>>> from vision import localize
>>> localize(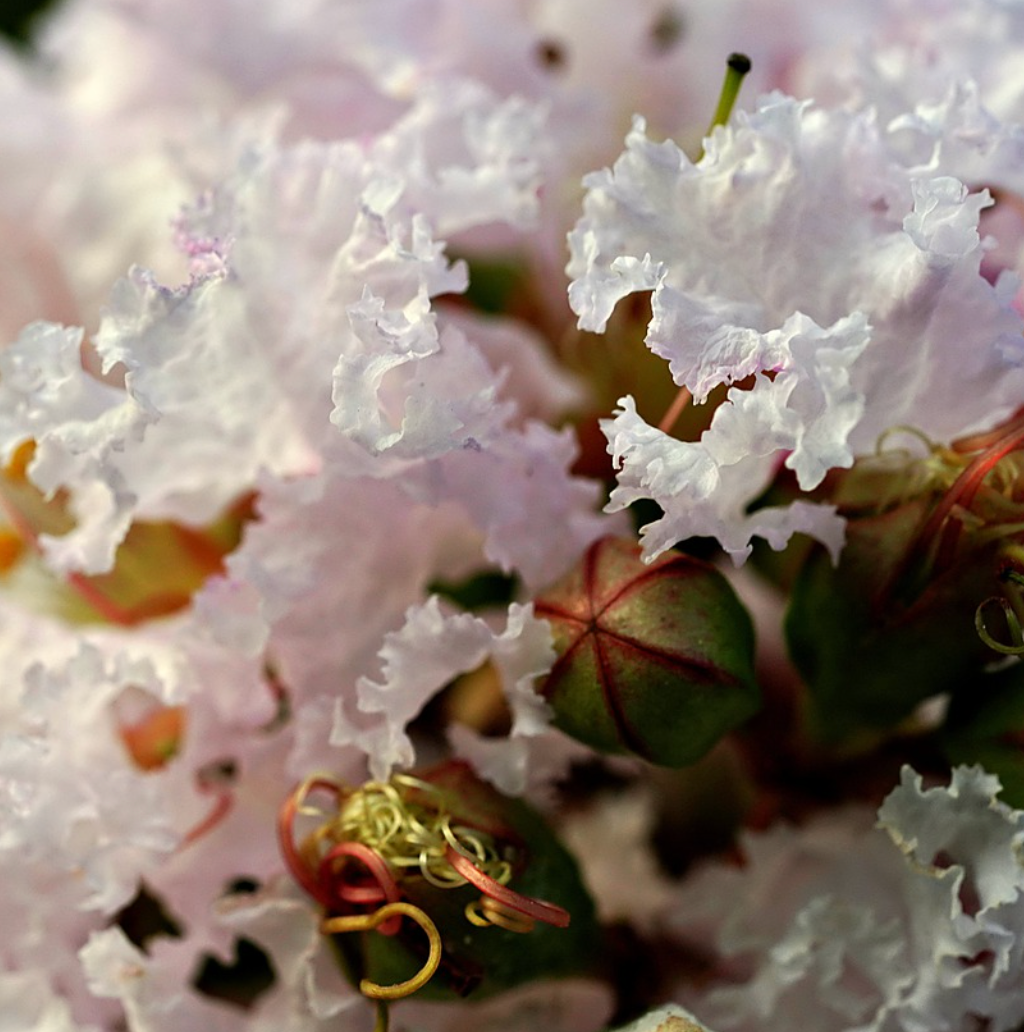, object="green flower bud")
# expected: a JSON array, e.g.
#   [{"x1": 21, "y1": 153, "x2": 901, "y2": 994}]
[
  {"x1": 534, "y1": 537, "x2": 759, "y2": 766},
  {"x1": 787, "y1": 496, "x2": 996, "y2": 742}
]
